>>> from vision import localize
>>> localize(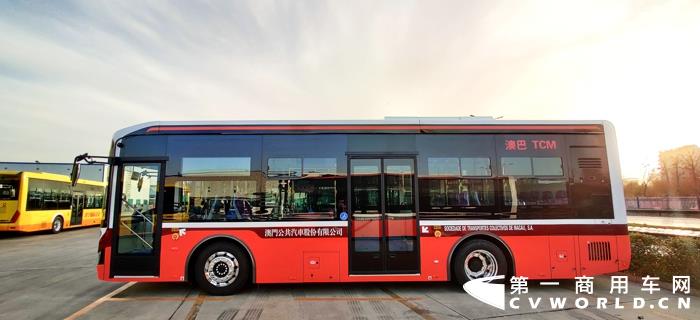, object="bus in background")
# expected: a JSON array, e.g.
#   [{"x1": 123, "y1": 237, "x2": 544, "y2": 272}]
[
  {"x1": 78, "y1": 118, "x2": 629, "y2": 295},
  {"x1": 0, "y1": 171, "x2": 105, "y2": 233}
]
